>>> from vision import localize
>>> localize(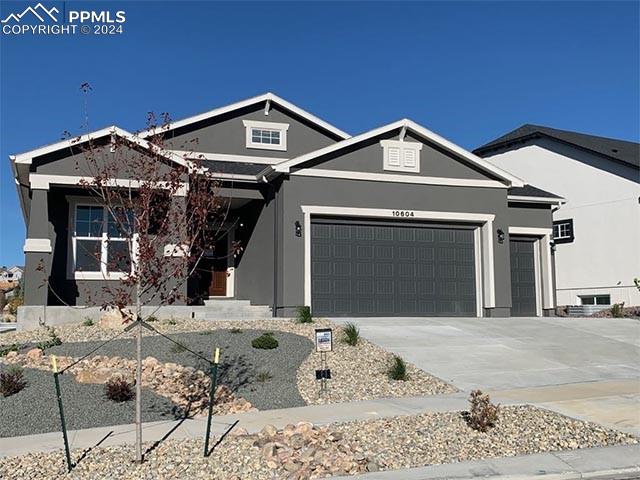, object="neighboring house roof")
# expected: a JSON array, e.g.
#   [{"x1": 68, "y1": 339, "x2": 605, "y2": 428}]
[
  {"x1": 508, "y1": 184, "x2": 564, "y2": 204},
  {"x1": 273, "y1": 118, "x2": 526, "y2": 187},
  {"x1": 473, "y1": 124, "x2": 640, "y2": 169},
  {"x1": 139, "y1": 92, "x2": 350, "y2": 141}
]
